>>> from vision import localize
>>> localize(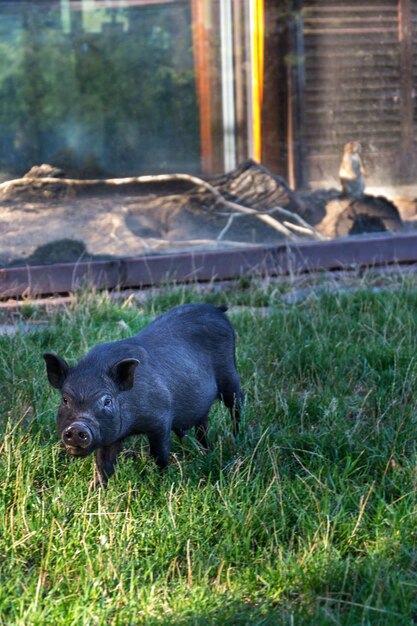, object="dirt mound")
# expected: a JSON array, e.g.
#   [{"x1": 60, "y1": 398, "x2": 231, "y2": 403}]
[
  {"x1": 1, "y1": 161, "x2": 314, "y2": 267},
  {"x1": 0, "y1": 160, "x2": 407, "y2": 268}
]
